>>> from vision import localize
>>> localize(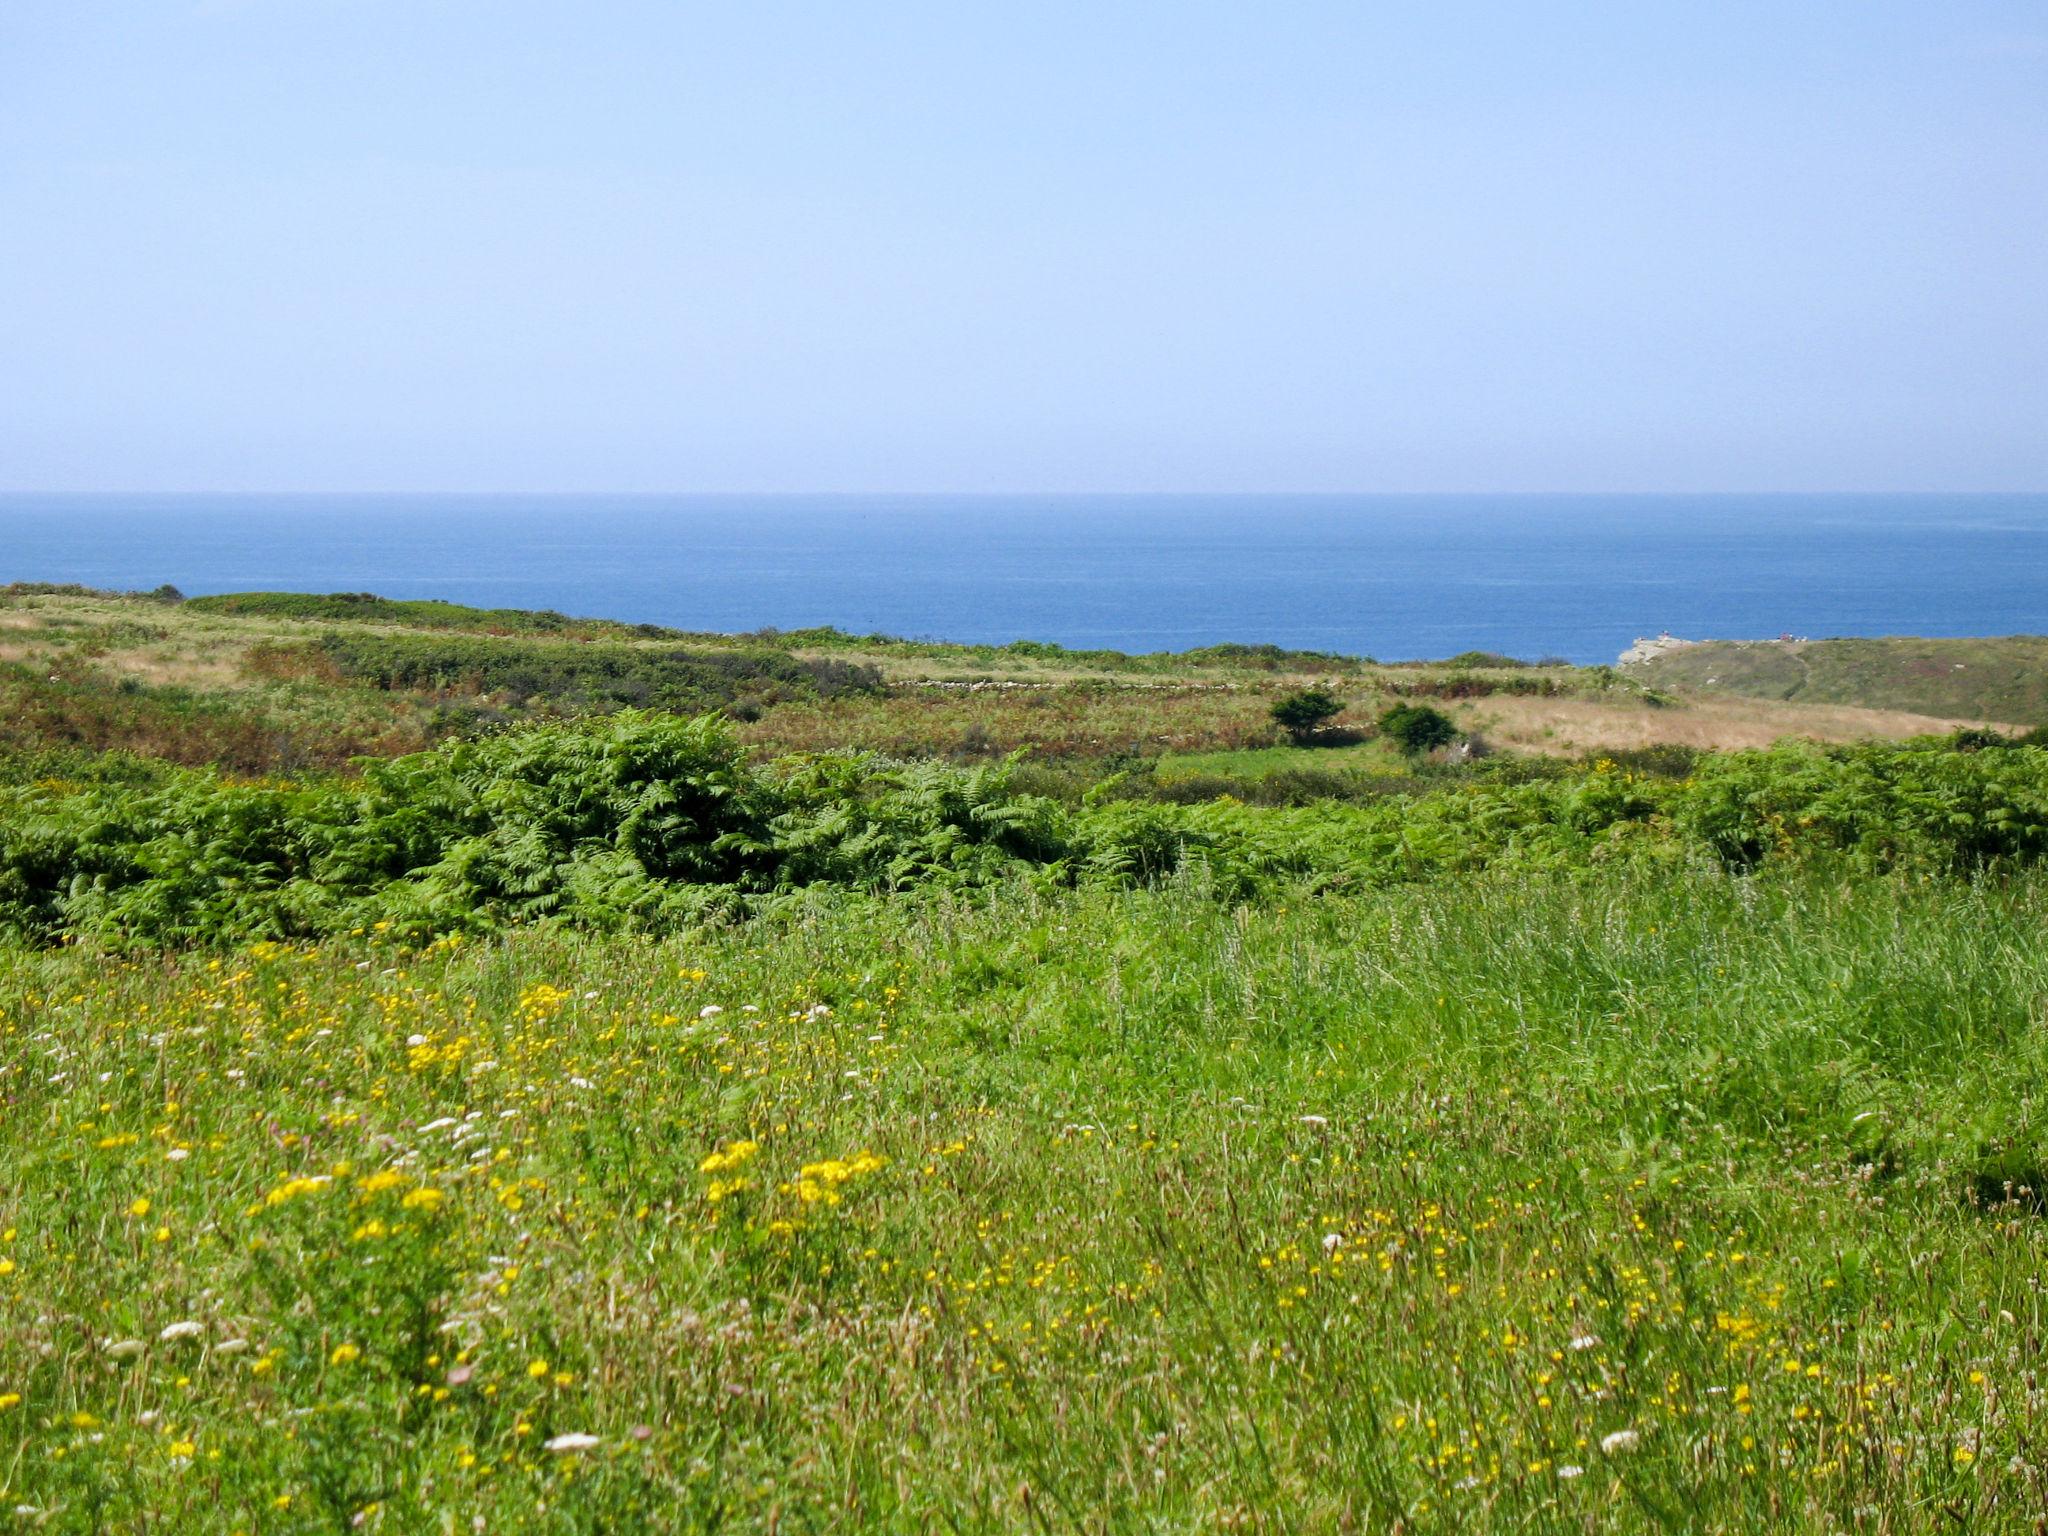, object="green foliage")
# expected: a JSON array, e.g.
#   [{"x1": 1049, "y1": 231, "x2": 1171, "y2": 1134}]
[
  {"x1": 185, "y1": 590, "x2": 677, "y2": 639},
  {"x1": 258, "y1": 632, "x2": 882, "y2": 717},
  {"x1": 1377, "y1": 702, "x2": 1459, "y2": 754},
  {"x1": 1441, "y1": 649, "x2": 1527, "y2": 668},
  {"x1": 1, "y1": 581, "x2": 182, "y2": 604},
  {"x1": 1269, "y1": 687, "x2": 1344, "y2": 742},
  {"x1": 3, "y1": 714, "x2": 2048, "y2": 947}
]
